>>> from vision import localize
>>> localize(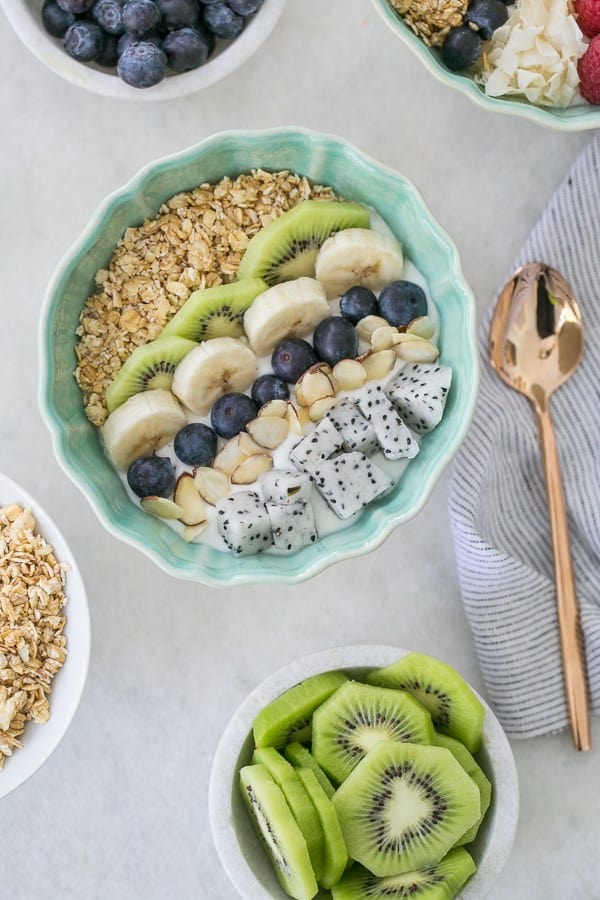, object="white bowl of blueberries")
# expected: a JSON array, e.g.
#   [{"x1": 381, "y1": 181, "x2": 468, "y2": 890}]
[{"x1": 1, "y1": 0, "x2": 287, "y2": 98}]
